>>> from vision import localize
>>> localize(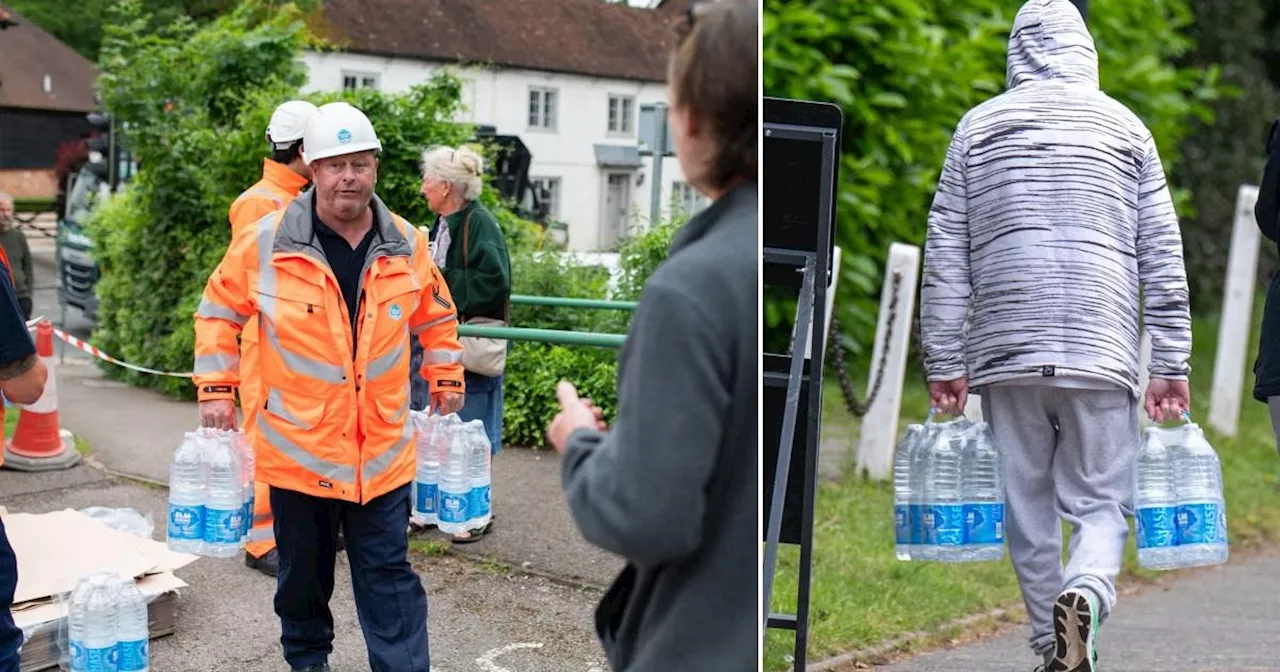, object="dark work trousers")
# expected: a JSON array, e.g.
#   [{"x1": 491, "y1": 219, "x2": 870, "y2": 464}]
[
  {"x1": 271, "y1": 483, "x2": 430, "y2": 672},
  {"x1": 0, "y1": 518, "x2": 22, "y2": 671}
]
